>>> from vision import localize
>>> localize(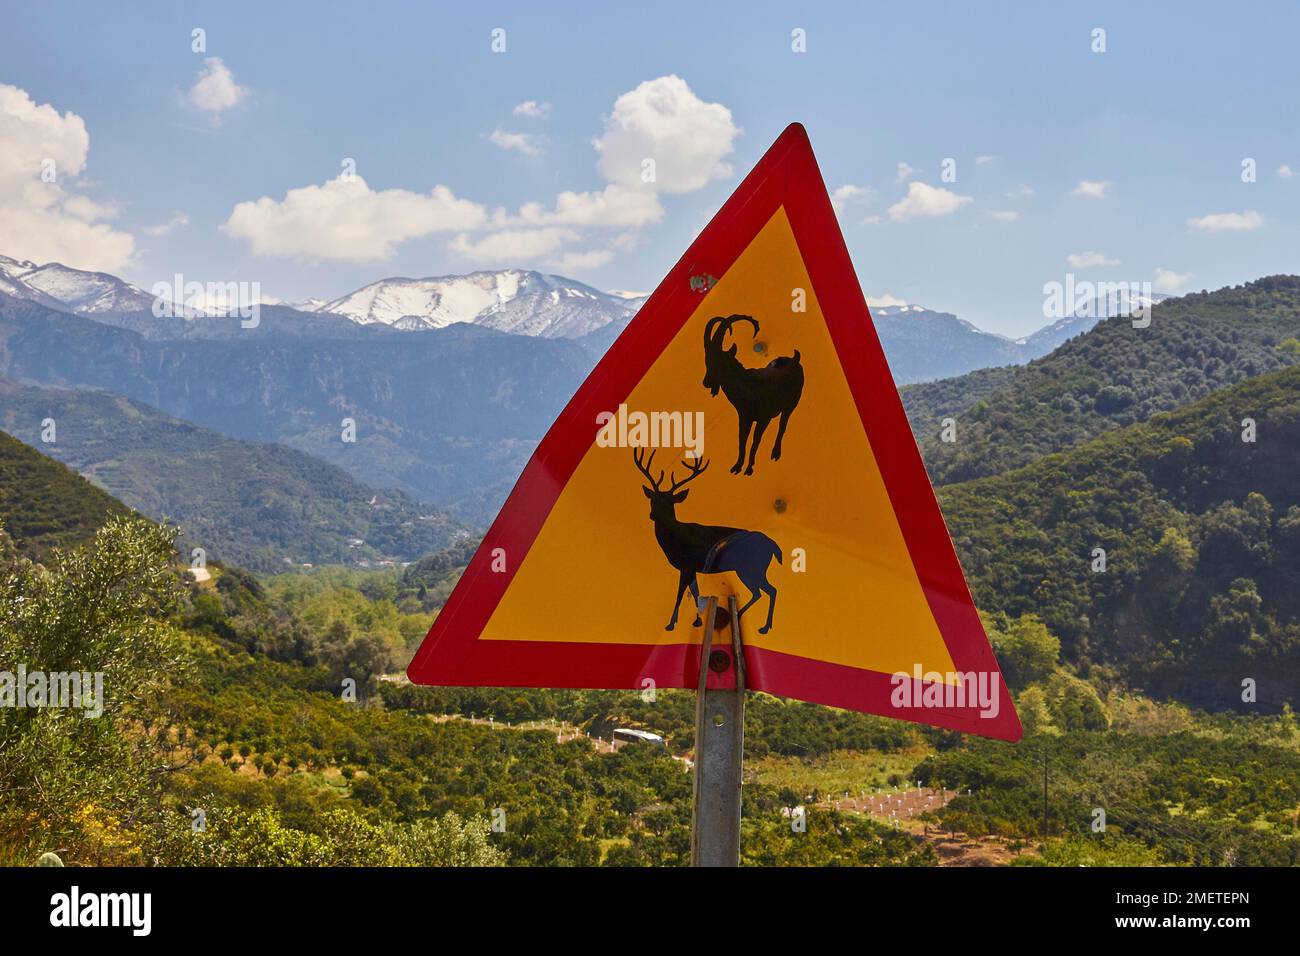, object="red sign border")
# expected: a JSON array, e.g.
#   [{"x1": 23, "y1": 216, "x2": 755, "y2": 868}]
[{"x1": 407, "y1": 124, "x2": 1021, "y2": 742}]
